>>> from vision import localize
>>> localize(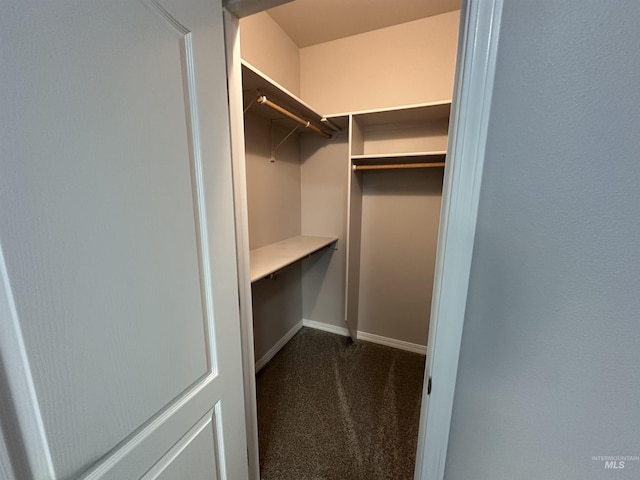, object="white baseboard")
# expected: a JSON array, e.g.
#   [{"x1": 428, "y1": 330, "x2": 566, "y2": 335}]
[
  {"x1": 302, "y1": 319, "x2": 350, "y2": 337},
  {"x1": 356, "y1": 331, "x2": 427, "y2": 355},
  {"x1": 256, "y1": 317, "x2": 425, "y2": 371},
  {"x1": 255, "y1": 319, "x2": 304, "y2": 372},
  {"x1": 302, "y1": 319, "x2": 426, "y2": 355}
]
